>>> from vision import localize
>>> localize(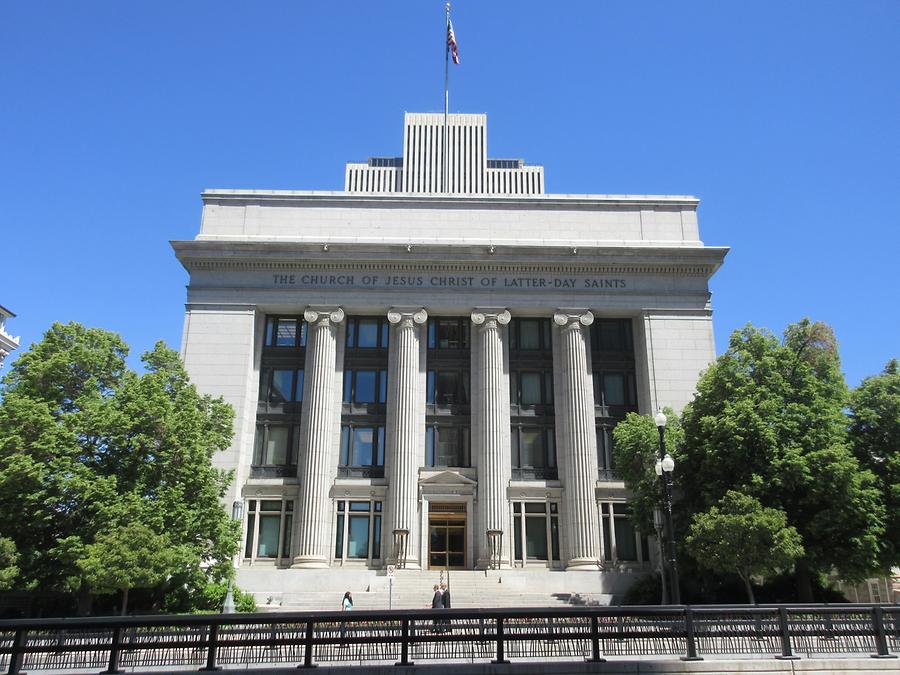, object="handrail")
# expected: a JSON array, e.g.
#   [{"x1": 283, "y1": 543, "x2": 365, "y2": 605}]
[{"x1": 0, "y1": 603, "x2": 895, "y2": 674}]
